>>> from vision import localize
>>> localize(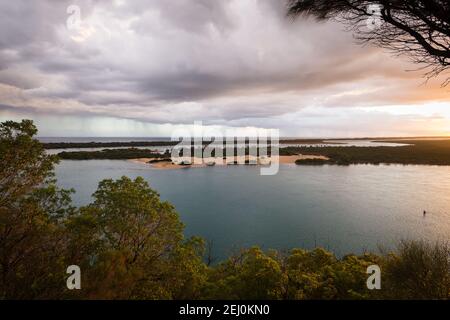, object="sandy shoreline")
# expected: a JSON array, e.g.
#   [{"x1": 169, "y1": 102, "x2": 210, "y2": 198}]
[{"x1": 129, "y1": 155, "x2": 328, "y2": 170}]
